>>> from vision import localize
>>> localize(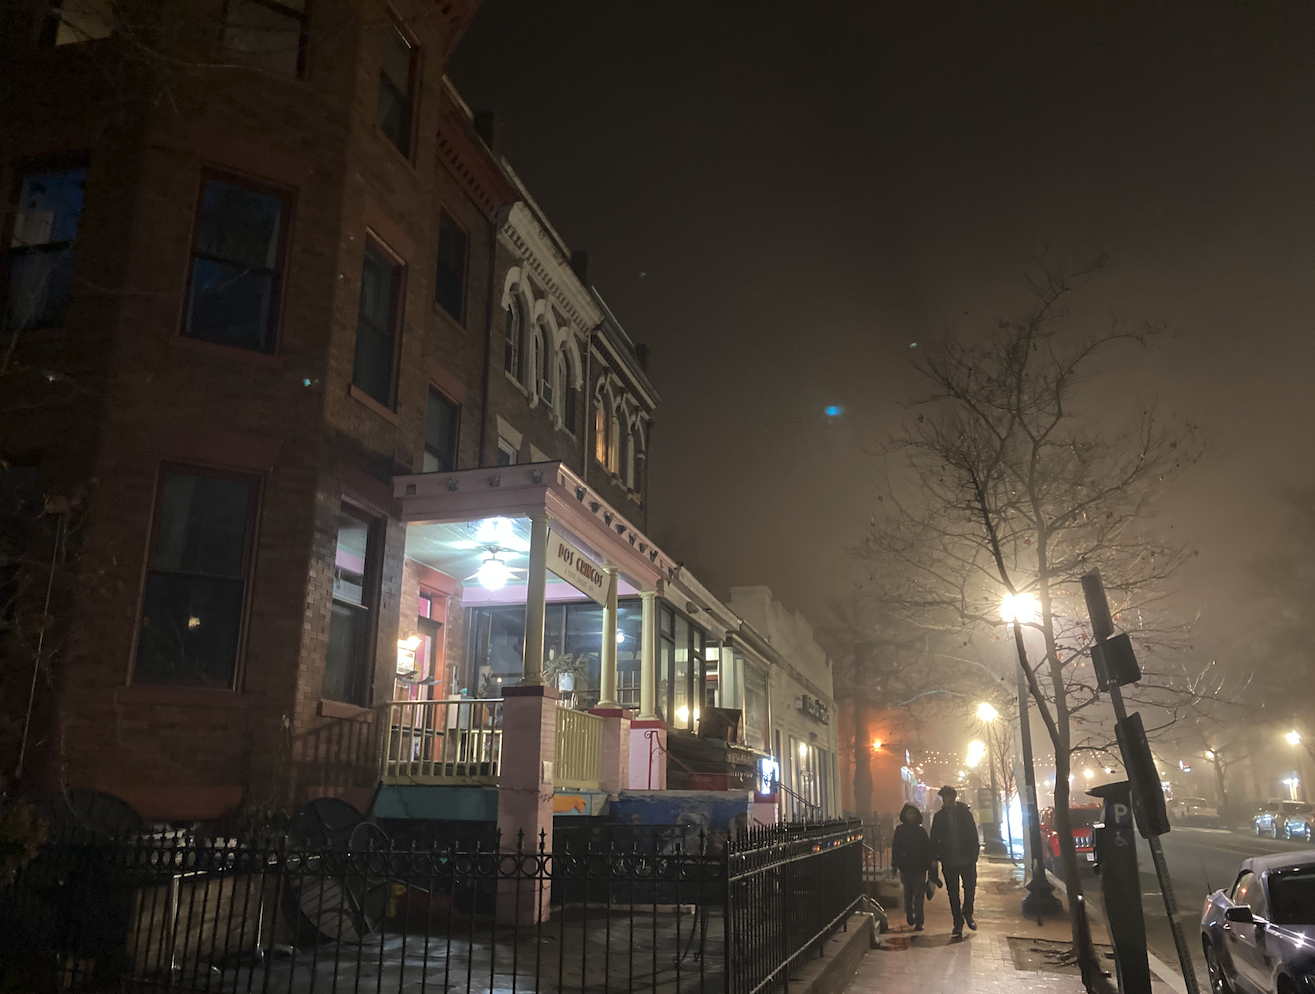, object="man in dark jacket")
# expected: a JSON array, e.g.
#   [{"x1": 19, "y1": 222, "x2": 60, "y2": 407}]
[
  {"x1": 929, "y1": 785, "x2": 980, "y2": 937},
  {"x1": 890, "y1": 802, "x2": 933, "y2": 930}
]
